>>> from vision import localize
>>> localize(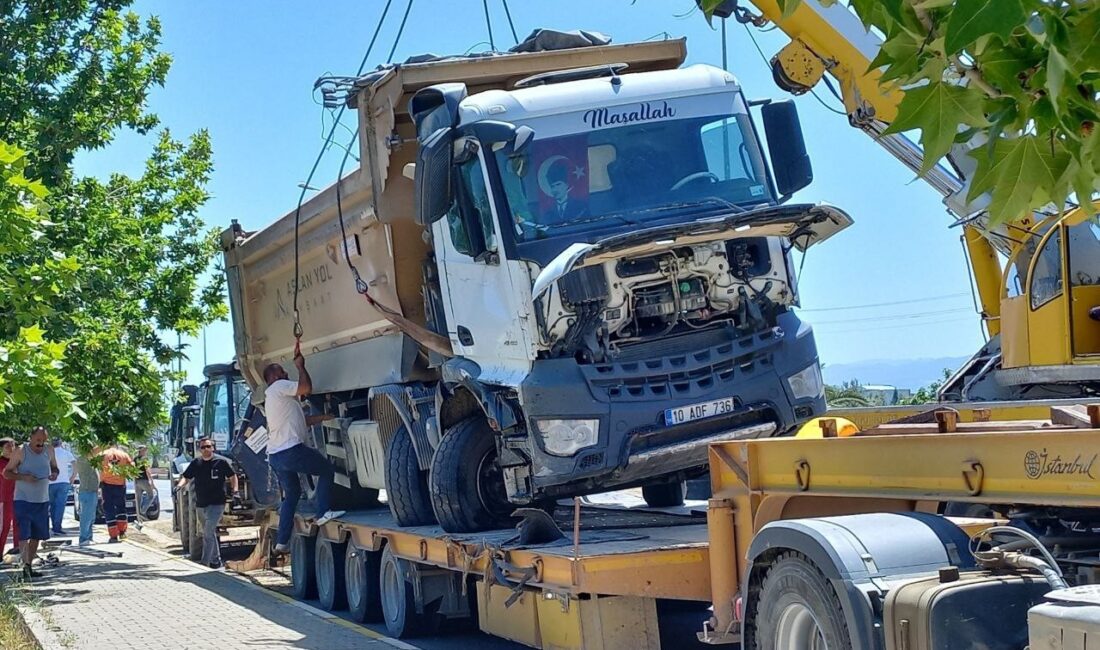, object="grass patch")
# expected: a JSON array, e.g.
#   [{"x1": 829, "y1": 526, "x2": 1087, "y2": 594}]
[{"x1": 0, "y1": 576, "x2": 41, "y2": 650}]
